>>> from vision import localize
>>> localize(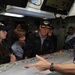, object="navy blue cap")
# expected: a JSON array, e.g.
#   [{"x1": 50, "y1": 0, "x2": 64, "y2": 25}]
[
  {"x1": 0, "y1": 24, "x2": 11, "y2": 31},
  {"x1": 40, "y1": 20, "x2": 51, "y2": 28},
  {"x1": 40, "y1": 20, "x2": 50, "y2": 26}
]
